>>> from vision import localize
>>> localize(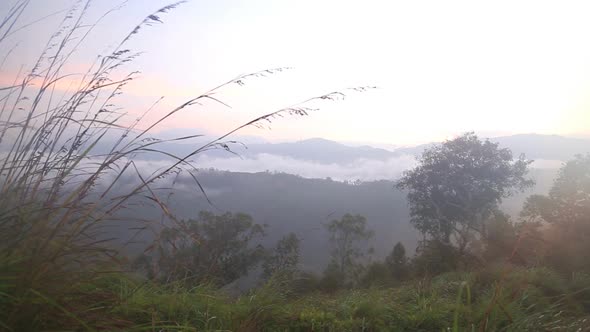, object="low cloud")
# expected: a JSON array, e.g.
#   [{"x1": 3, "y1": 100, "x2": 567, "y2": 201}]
[
  {"x1": 193, "y1": 153, "x2": 418, "y2": 181},
  {"x1": 185, "y1": 154, "x2": 566, "y2": 182}
]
